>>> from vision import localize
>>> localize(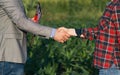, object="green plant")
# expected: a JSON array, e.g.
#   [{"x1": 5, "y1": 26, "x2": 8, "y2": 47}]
[{"x1": 23, "y1": 0, "x2": 109, "y2": 75}]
